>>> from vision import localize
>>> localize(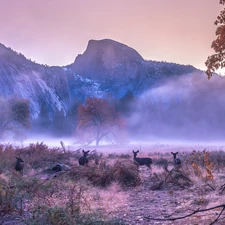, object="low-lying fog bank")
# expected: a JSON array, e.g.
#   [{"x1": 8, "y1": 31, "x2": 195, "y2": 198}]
[{"x1": 1, "y1": 136, "x2": 225, "y2": 154}]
